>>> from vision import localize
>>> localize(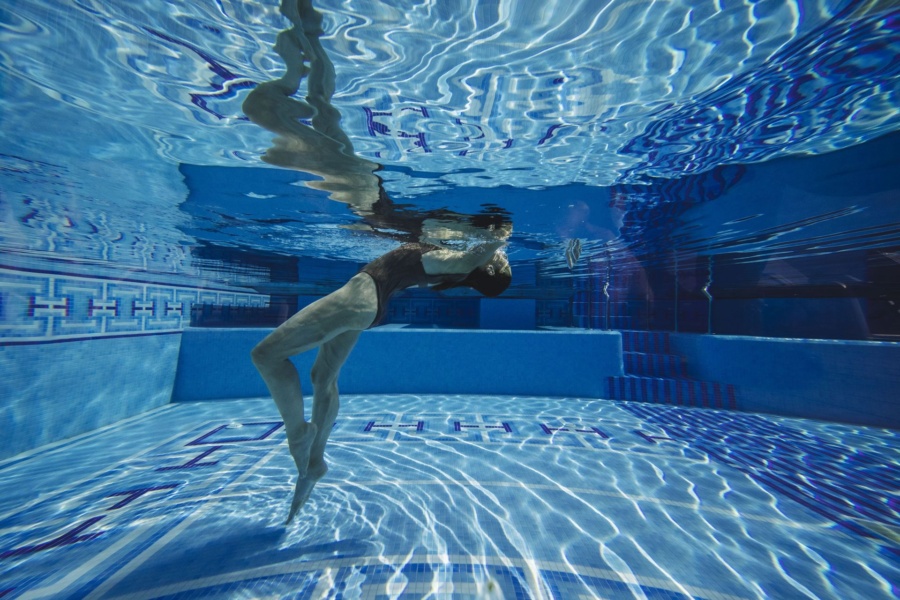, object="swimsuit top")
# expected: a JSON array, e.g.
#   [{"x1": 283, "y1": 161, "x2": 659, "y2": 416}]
[{"x1": 360, "y1": 243, "x2": 466, "y2": 327}]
